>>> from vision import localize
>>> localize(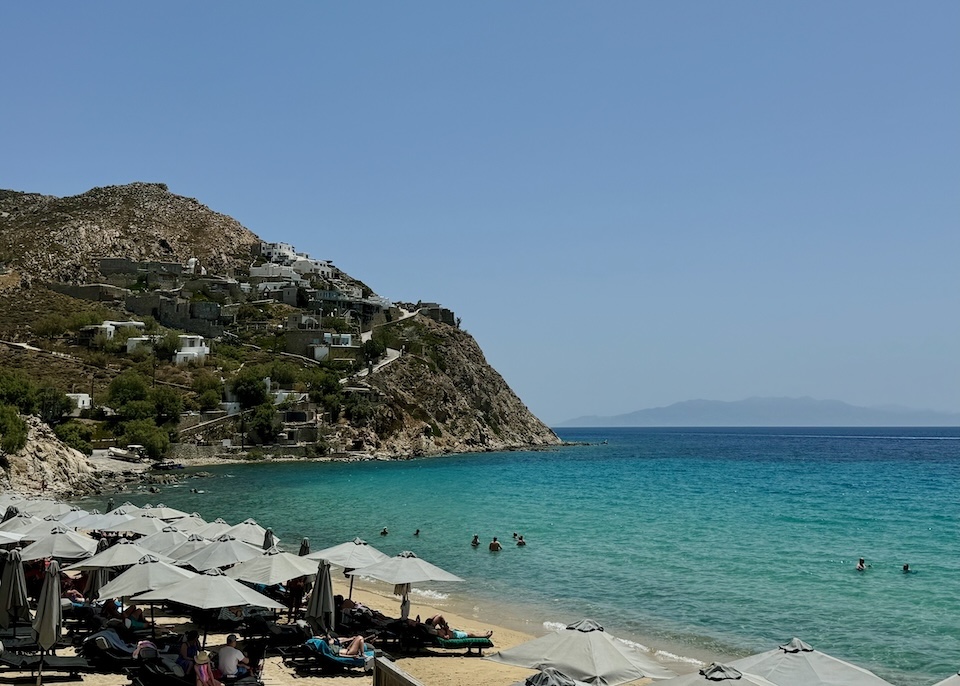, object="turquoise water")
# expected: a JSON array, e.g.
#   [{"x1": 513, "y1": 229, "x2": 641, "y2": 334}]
[{"x1": 85, "y1": 428, "x2": 960, "y2": 684}]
